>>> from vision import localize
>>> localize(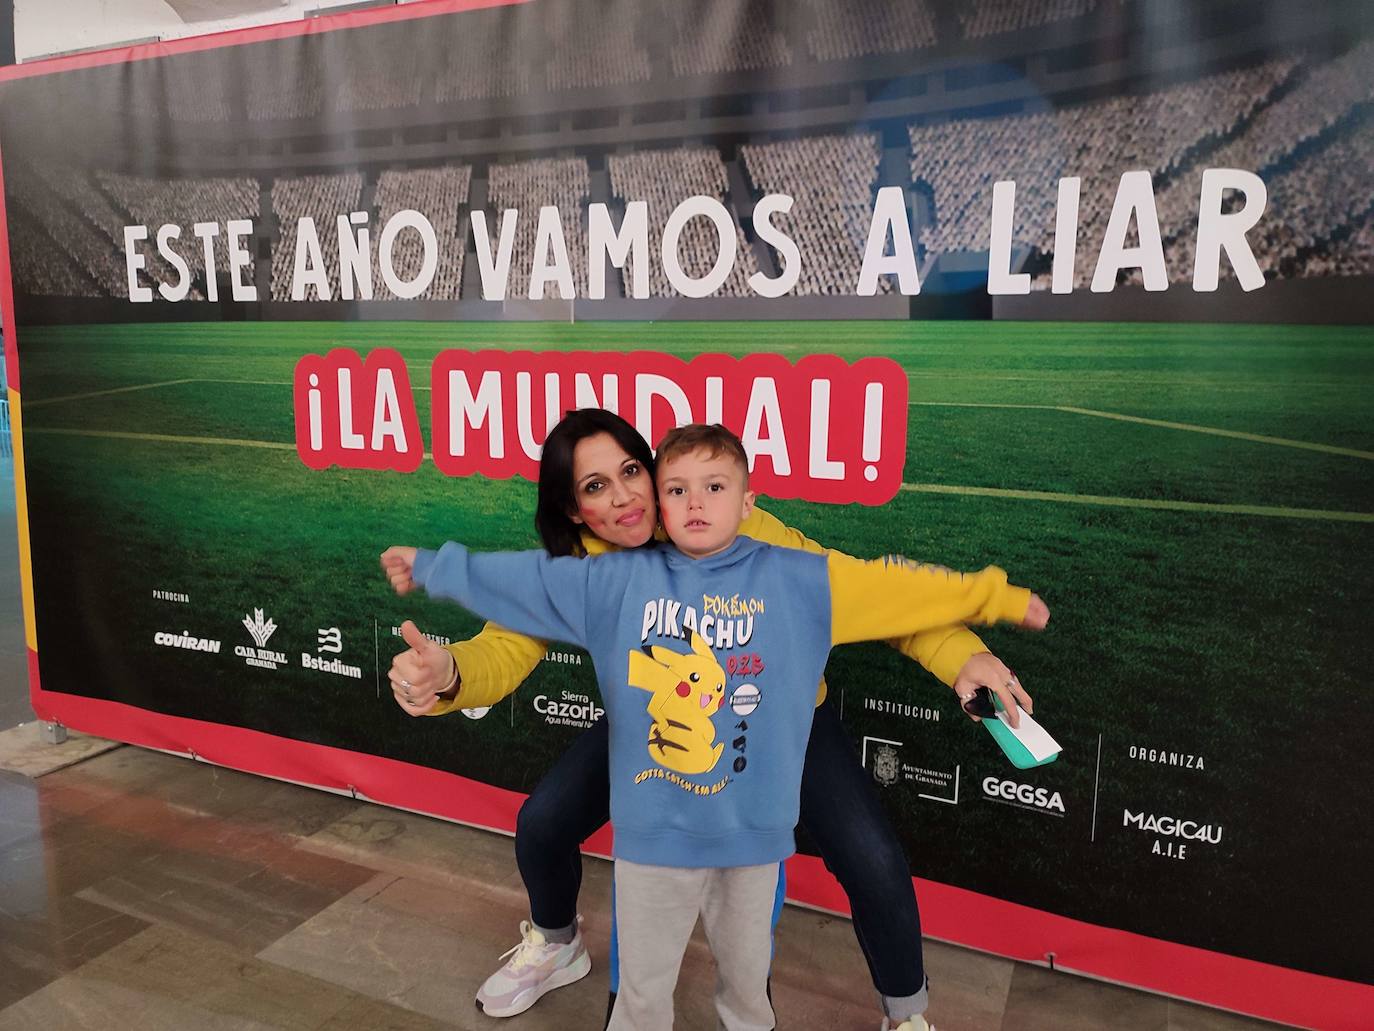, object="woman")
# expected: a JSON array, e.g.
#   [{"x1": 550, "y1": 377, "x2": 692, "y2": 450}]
[{"x1": 388, "y1": 408, "x2": 1034, "y2": 1031}]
